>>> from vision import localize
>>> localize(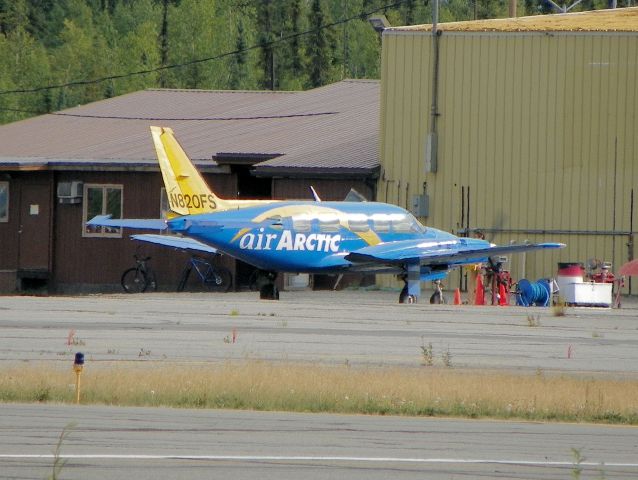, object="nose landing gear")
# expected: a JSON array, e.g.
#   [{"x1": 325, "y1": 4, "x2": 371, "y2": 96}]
[{"x1": 255, "y1": 270, "x2": 279, "y2": 300}]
